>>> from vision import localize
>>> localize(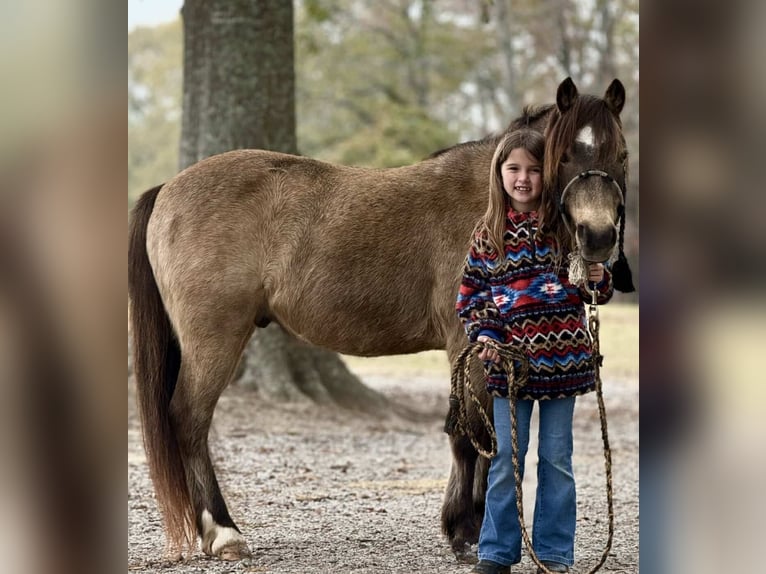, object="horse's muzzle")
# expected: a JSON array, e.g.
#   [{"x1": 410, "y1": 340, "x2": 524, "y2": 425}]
[{"x1": 577, "y1": 224, "x2": 617, "y2": 263}]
